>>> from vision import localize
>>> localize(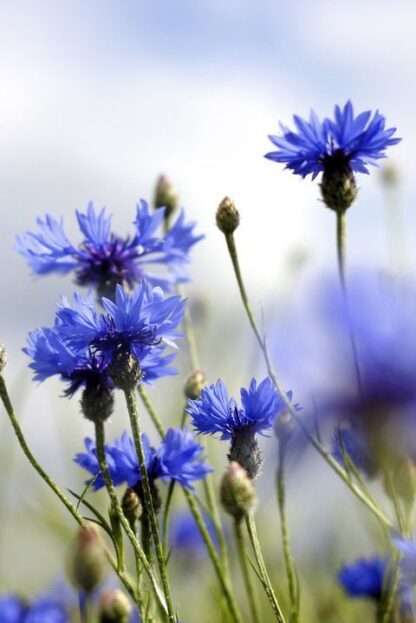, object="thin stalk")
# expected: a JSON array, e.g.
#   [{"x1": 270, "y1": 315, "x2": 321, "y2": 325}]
[
  {"x1": 137, "y1": 384, "x2": 165, "y2": 439},
  {"x1": 276, "y1": 443, "x2": 298, "y2": 622},
  {"x1": 176, "y1": 282, "x2": 199, "y2": 371},
  {"x1": 183, "y1": 488, "x2": 244, "y2": 623},
  {"x1": 245, "y1": 513, "x2": 286, "y2": 623},
  {"x1": 223, "y1": 232, "x2": 392, "y2": 531},
  {"x1": 233, "y1": 519, "x2": 262, "y2": 623},
  {"x1": 94, "y1": 420, "x2": 166, "y2": 614},
  {"x1": 123, "y1": 389, "x2": 177, "y2": 623},
  {"x1": 162, "y1": 481, "x2": 176, "y2": 557},
  {"x1": 0, "y1": 374, "x2": 141, "y2": 608}
]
